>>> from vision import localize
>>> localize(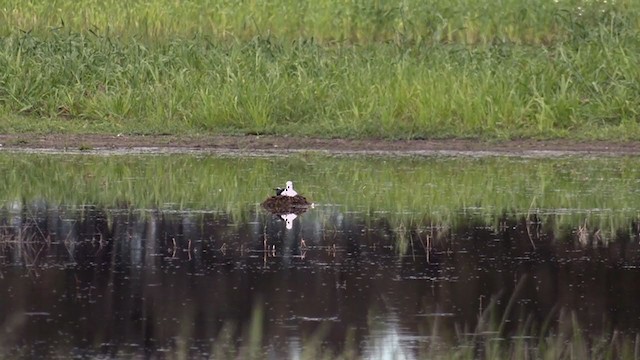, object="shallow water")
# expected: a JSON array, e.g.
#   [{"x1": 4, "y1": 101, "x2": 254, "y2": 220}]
[{"x1": 1, "y1": 154, "x2": 640, "y2": 358}]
